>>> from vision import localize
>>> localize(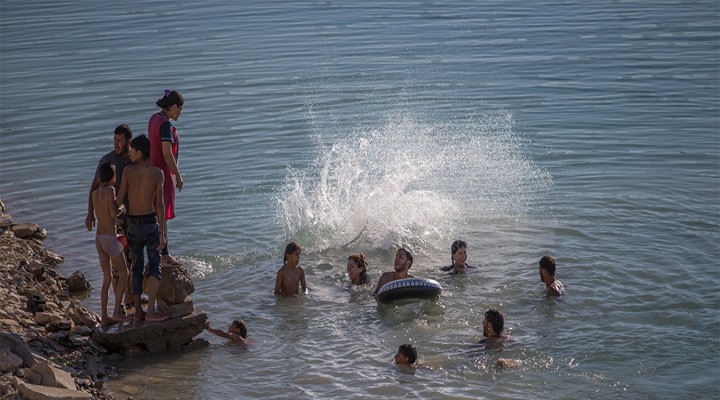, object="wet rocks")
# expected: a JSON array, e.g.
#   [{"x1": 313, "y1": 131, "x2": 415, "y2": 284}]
[
  {"x1": 0, "y1": 210, "x2": 112, "y2": 399},
  {"x1": 10, "y1": 222, "x2": 47, "y2": 240},
  {"x1": 91, "y1": 264, "x2": 205, "y2": 355},
  {"x1": 0, "y1": 347, "x2": 24, "y2": 372},
  {"x1": 1, "y1": 202, "x2": 208, "y2": 399},
  {"x1": 91, "y1": 312, "x2": 208, "y2": 354},
  {"x1": 66, "y1": 271, "x2": 91, "y2": 293},
  {"x1": 147, "y1": 265, "x2": 195, "y2": 304}
]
